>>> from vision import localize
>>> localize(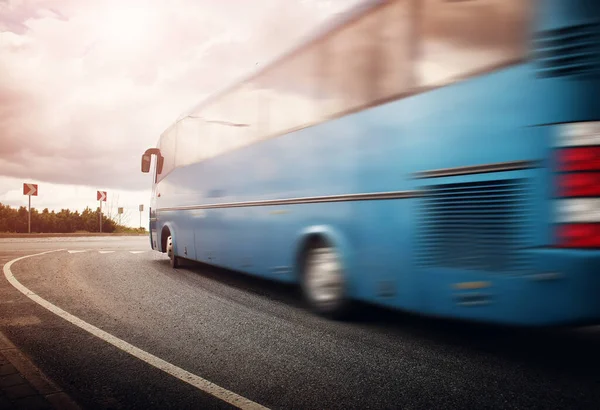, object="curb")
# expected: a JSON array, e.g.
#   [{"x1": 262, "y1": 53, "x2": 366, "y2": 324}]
[{"x1": 0, "y1": 331, "x2": 80, "y2": 410}]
